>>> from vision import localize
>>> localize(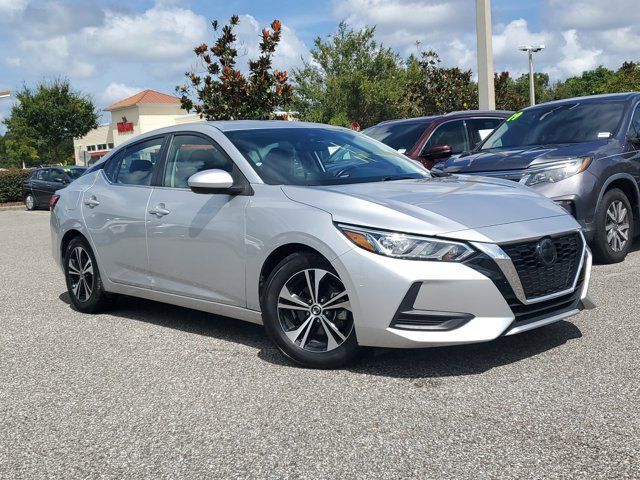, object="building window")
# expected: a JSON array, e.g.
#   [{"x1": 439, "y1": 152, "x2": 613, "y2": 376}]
[
  {"x1": 97, "y1": 144, "x2": 107, "y2": 150},
  {"x1": 108, "y1": 143, "x2": 114, "y2": 149},
  {"x1": 87, "y1": 145, "x2": 96, "y2": 152}
]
